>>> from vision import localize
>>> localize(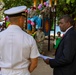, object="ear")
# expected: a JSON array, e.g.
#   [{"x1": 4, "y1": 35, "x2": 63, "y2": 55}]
[{"x1": 68, "y1": 22, "x2": 71, "y2": 26}]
